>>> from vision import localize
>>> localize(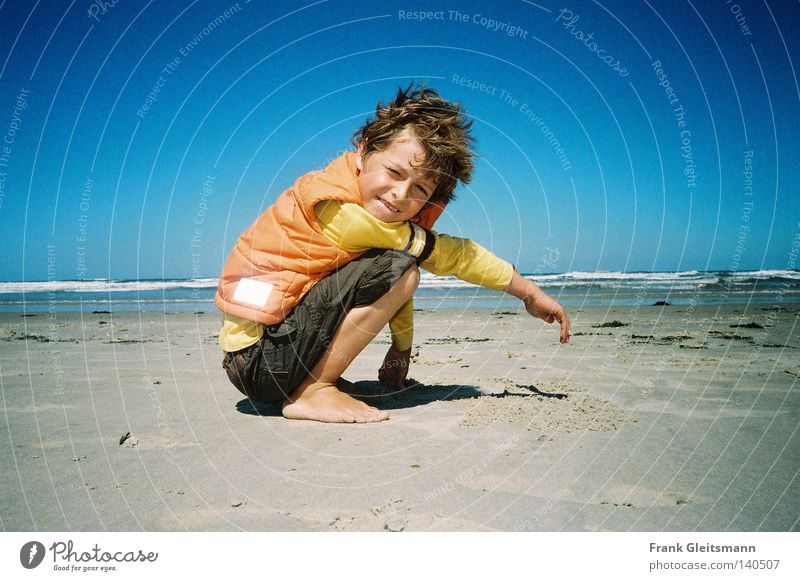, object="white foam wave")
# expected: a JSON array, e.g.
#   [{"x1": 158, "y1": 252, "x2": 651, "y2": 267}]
[
  {"x1": 418, "y1": 274, "x2": 473, "y2": 289},
  {"x1": 0, "y1": 279, "x2": 219, "y2": 294},
  {"x1": 418, "y1": 270, "x2": 719, "y2": 289},
  {"x1": 725, "y1": 269, "x2": 800, "y2": 280},
  {"x1": 535, "y1": 270, "x2": 702, "y2": 281},
  {"x1": 2, "y1": 269, "x2": 797, "y2": 295}
]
